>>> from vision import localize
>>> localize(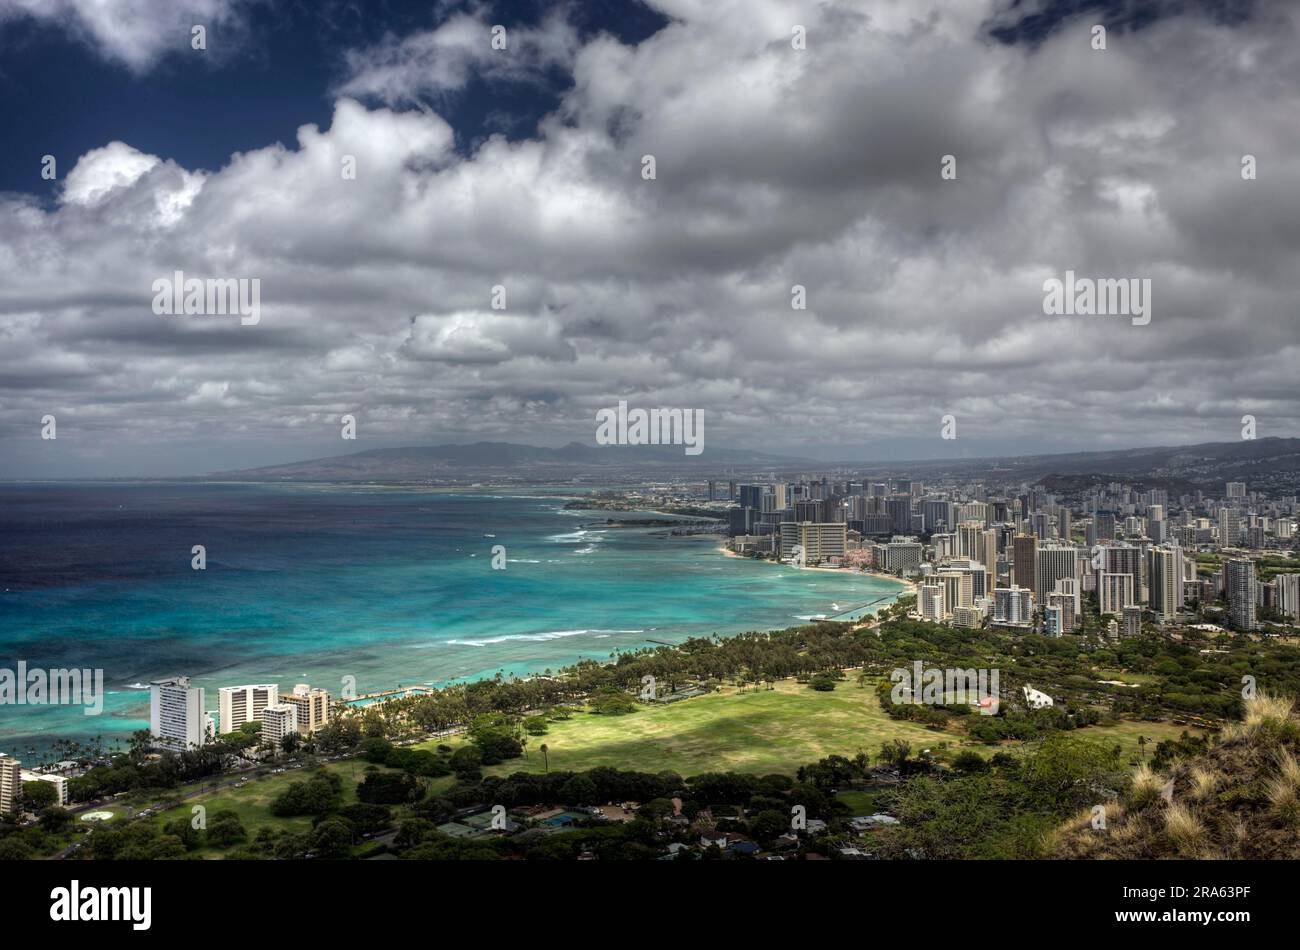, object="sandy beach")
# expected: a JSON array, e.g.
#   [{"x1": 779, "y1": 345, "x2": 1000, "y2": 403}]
[{"x1": 716, "y1": 544, "x2": 919, "y2": 595}]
